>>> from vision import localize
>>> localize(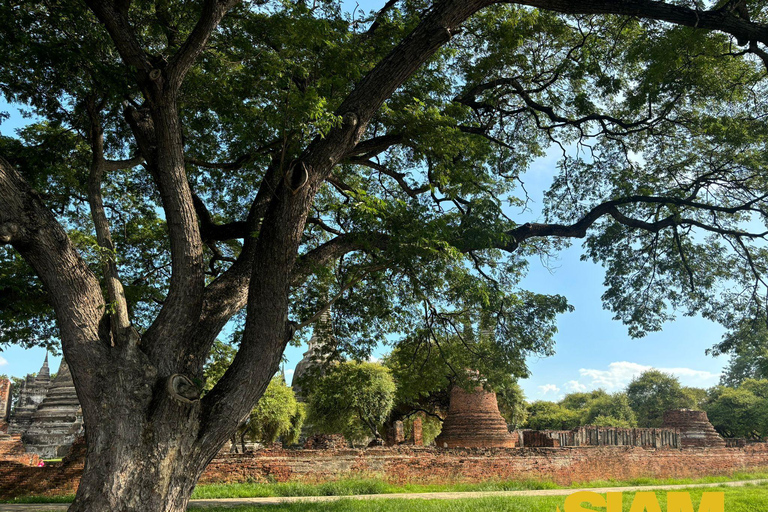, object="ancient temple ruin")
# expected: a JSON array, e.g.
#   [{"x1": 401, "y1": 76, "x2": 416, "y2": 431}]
[
  {"x1": 8, "y1": 355, "x2": 51, "y2": 435},
  {"x1": 0, "y1": 378, "x2": 11, "y2": 426},
  {"x1": 662, "y1": 409, "x2": 726, "y2": 448},
  {"x1": 7, "y1": 355, "x2": 83, "y2": 458},
  {"x1": 292, "y1": 309, "x2": 335, "y2": 402},
  {"x1": 435, "y1": 383, "x2": 516, "y2": 448}
]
